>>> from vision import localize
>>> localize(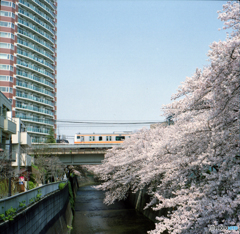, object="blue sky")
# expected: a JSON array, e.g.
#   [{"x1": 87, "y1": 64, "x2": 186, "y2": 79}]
[{"x1": 57, "y1": 1, "x2": 228, "y2": 141}]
